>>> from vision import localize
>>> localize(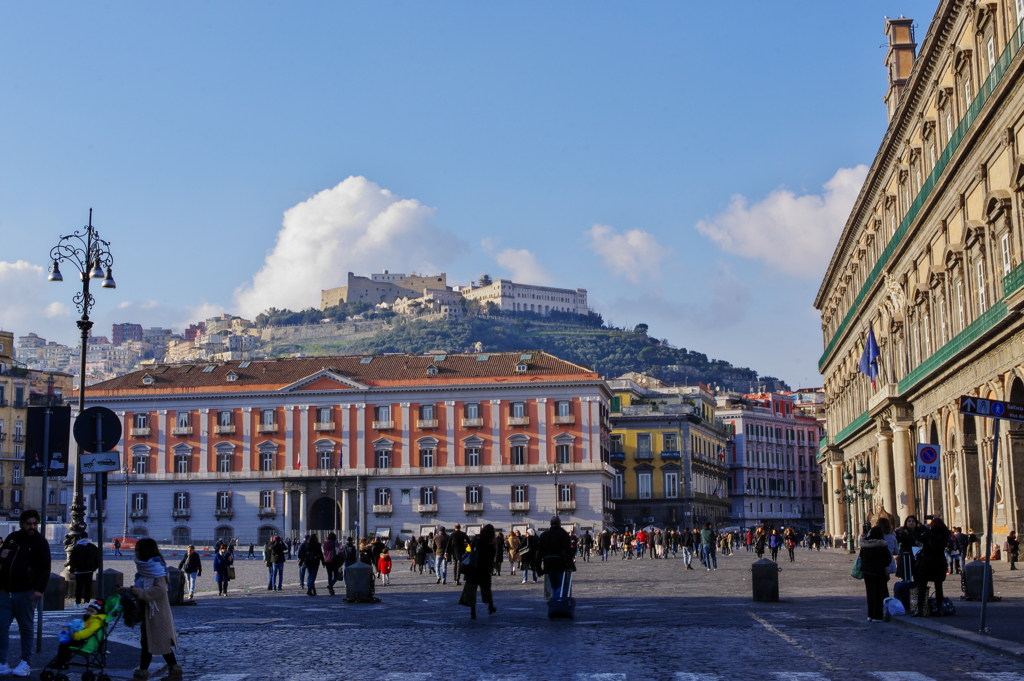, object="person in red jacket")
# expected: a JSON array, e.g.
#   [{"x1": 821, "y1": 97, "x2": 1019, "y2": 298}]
[
  {"x1": 378, "y1": 548, "x2": 392, "y2": 586},
  {"x1": 635, "y1": 529, "x2": 648, "y2": 559}
]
